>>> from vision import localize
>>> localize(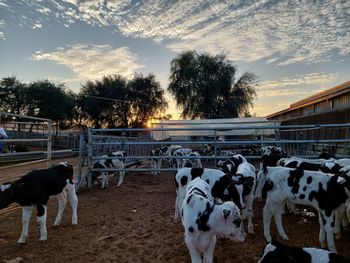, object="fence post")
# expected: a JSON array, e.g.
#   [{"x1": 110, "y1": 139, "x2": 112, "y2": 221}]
[
  {"x1": 87, "y1": 129, "x2": 93, "y2": 190},
  {"x1": 47, "y1": 121, "x2": 52, "y2": 168},
  {"x1": 75, "y1": 133, "x2": 86, "y2": 192}
]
